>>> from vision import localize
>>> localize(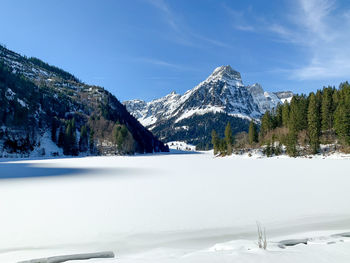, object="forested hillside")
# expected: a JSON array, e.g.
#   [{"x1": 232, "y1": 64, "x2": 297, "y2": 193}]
[
  {"x1": 0, "y1": 45, "x2": 168, "y2": 157},
  {"x1": 212, "y1": 82, "x2": 350, "y2": 157}
]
